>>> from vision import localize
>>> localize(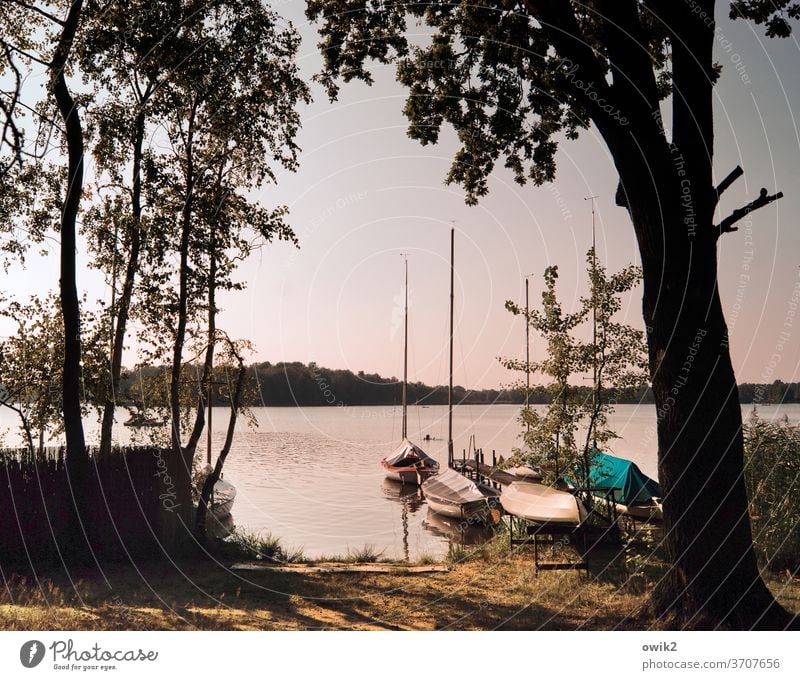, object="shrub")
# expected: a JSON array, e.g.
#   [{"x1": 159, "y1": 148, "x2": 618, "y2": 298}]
[{"x1": 743, "y1": 413, "x2": 800, "y2": 572}]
